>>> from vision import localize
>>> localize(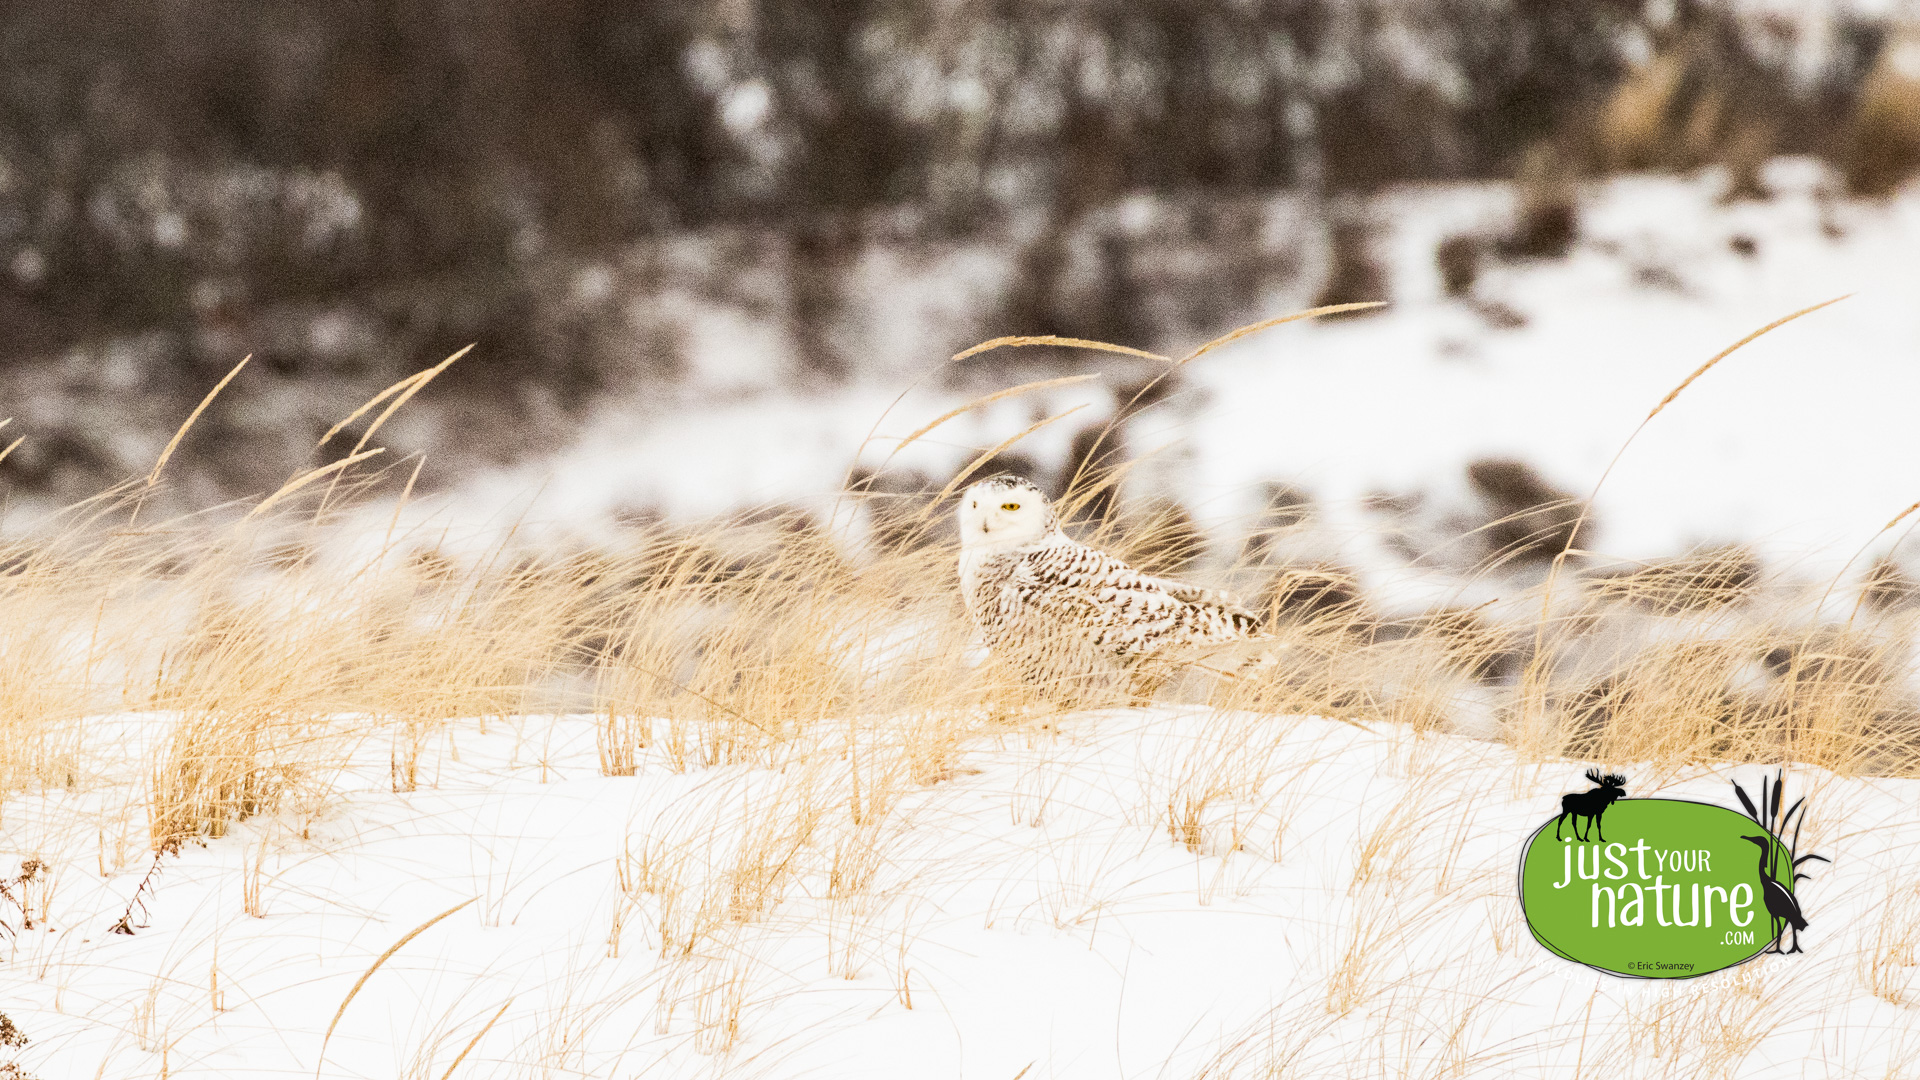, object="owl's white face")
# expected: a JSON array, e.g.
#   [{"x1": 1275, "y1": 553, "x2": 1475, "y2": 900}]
[{"x1": 957, "y1": 477, "x2": 1053, "y2": 550}]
